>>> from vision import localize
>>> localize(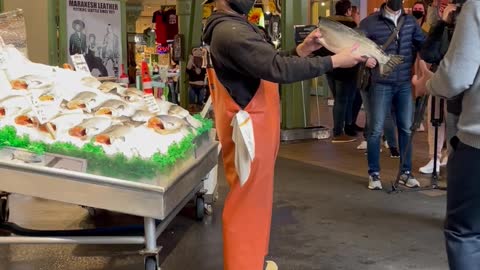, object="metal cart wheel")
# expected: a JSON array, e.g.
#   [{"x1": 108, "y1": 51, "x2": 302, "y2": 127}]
[
  {"x1": 0, "y1": 195, "x2": 9, "y2": 223},
  {"x1": 195, "y1": 196, "x2": 205, "y2": 221},
  {"x1": 145, "y1": 256, "x2": 158, "y2": 270}
]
